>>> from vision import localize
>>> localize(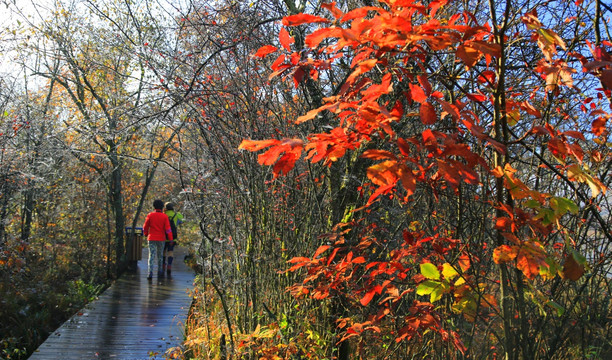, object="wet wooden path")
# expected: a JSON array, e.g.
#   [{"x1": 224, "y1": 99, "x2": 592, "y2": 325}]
[{"x1": 29, "y1": 247, "x2": 195, "y2": 360}]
